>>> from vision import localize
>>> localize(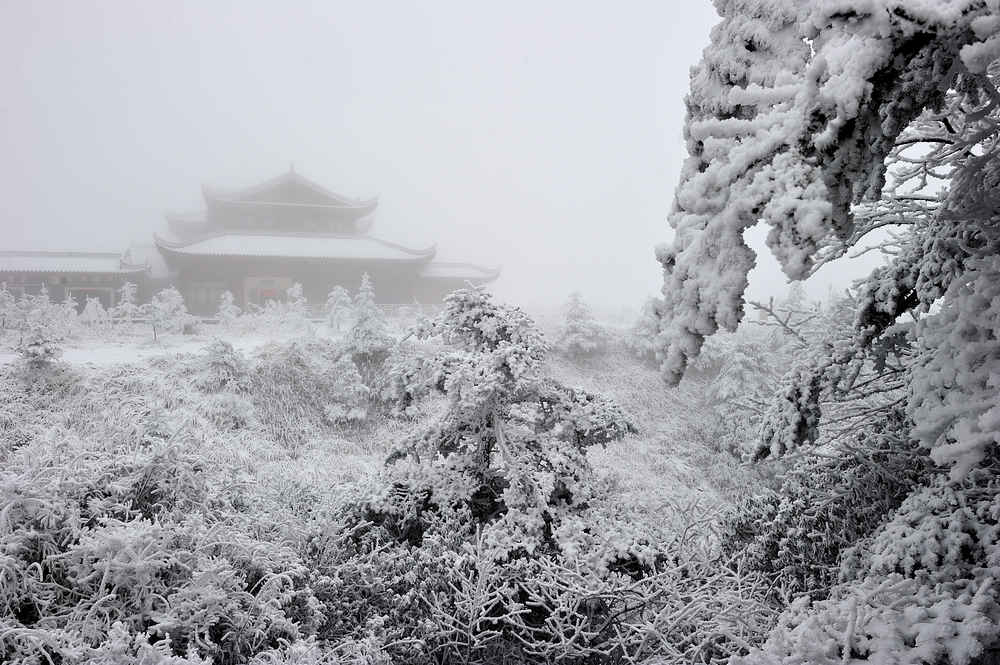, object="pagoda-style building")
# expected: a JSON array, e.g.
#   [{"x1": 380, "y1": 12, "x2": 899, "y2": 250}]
[
  {"x1": 151, "y1": 169, "x2": 499, "y2": 313},
  {"x1": 1, "y1": 168, "x2": 499, "y2": 314}
]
